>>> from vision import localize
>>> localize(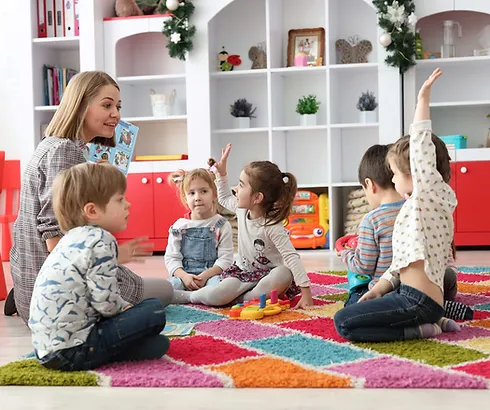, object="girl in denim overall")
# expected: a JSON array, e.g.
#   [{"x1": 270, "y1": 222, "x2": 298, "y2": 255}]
[
  {"x1": 165, "y1": 168, "x2": 234, "y2": 291},
  {"x1": 172, "y1": 148, "x2": 315, "y2": 309}
]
